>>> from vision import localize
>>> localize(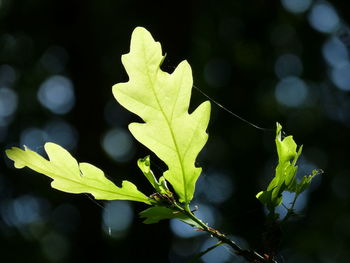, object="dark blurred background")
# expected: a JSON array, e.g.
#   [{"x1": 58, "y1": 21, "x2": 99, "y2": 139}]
[{"x1": 1, "y1": 0, "x2": 350, "y2": 262}]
